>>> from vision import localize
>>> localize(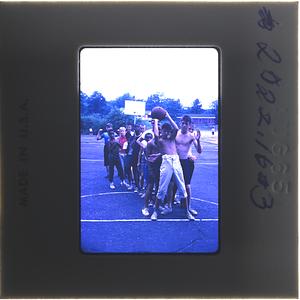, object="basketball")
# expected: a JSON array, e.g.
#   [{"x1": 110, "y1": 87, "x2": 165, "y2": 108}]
[{"x1": 151, "y1": 106, "x2": 166, "y2": 120}]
